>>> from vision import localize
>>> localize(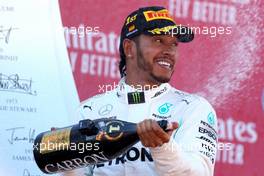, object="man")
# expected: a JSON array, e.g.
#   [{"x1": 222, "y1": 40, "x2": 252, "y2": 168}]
[{"x1": 73, "y1": 6, "x2": 217, "y2": 176}]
